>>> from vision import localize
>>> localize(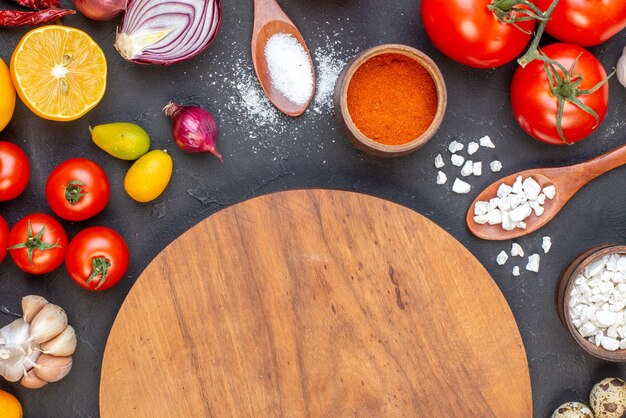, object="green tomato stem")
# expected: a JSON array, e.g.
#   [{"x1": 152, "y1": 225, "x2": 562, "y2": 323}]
[
  {"x1": 8, "y1": 221, "x2": 60, "y2": 266},
  {"x1": 86, "y1": 256, "x2": 111, "y2": 290},
  {"x1": 65, "y1": 180, "x2": 88, "y2": 205}
]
